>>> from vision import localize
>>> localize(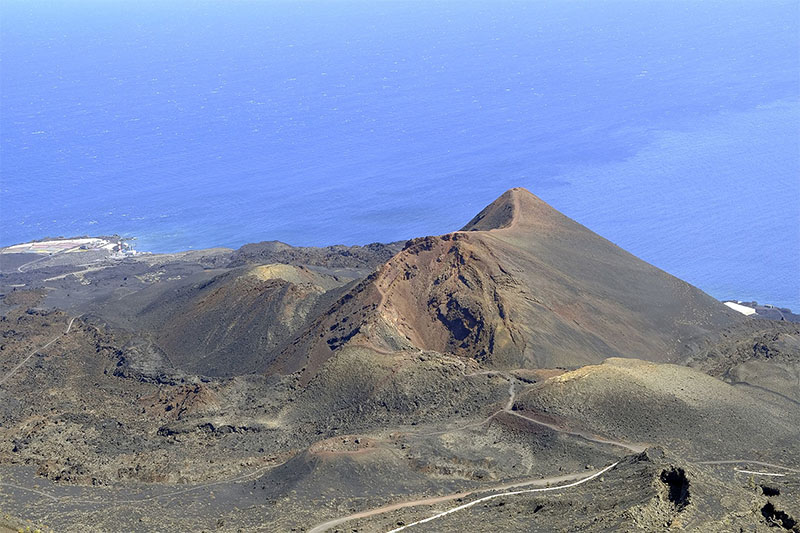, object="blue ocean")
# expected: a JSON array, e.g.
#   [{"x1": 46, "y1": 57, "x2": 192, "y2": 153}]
[{"x1": 1, "y1": 1, "x2": 798, "y2": 308}]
